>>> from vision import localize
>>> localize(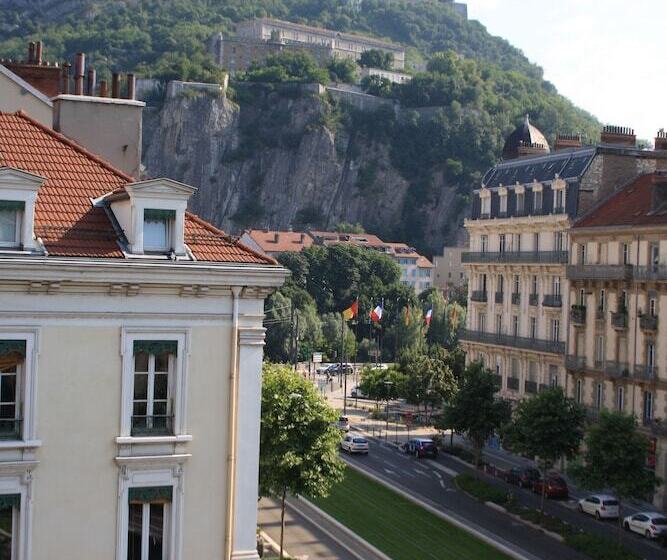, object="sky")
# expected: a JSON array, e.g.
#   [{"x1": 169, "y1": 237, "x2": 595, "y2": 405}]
[{"x1": 465, "y1": 0, "x2": 666, "y2": 141}]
